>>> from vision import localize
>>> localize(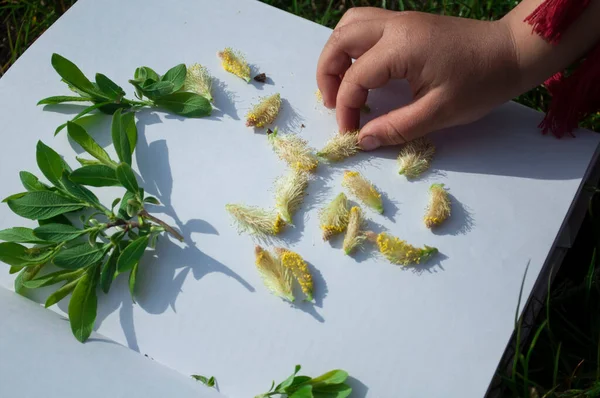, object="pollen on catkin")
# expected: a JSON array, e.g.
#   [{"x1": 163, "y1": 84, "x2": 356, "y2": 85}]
[
  {"x1": 315, "y1": 89, "x2": 323, "y2": 104},
  {"x1": 342, "y1": 170, "x2": 384, "y2": 214},
  {"x1": 371, "y1": 232, "x2": 438, "y2": 266},
  {"x1": 343, "y1": 206, "x2": 366, "y2": 255},
  {"x1": 254, "y1": 246, "x2": 295, "y2": 302},
  {"x1": 319, "y1": 192, "x2": 350, "y2": 241},
  {"x1": 217, "y1": 47, "x2": 251, "y2": 82},
  {"x1": 246, "y1": 93, "x2": 281, "y2": 128},
  {"x1": 275, "y1": 168, "x2": 309, "y2": 225},
  {"x1": 424, "y1": 183, "x2": 451, "y2": 228},
  {"x1": 317, "y1": 130, "x2": 360, "y2": 162},
  {"x1": 397, "y1": 137, "x2": 436, "y2": 179},
  {"x1": 275, "y1": 247, "x2": 314, "y2": 301},
  {"x1": 184, "y1": 63, "x2": 213, "y2": 102},
  {"x1": 225, "y1": 204, "x2": 285, "y2": 237},
  {"x1": 268, "y1": 127, "x2": 319, "y2": 172}
]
